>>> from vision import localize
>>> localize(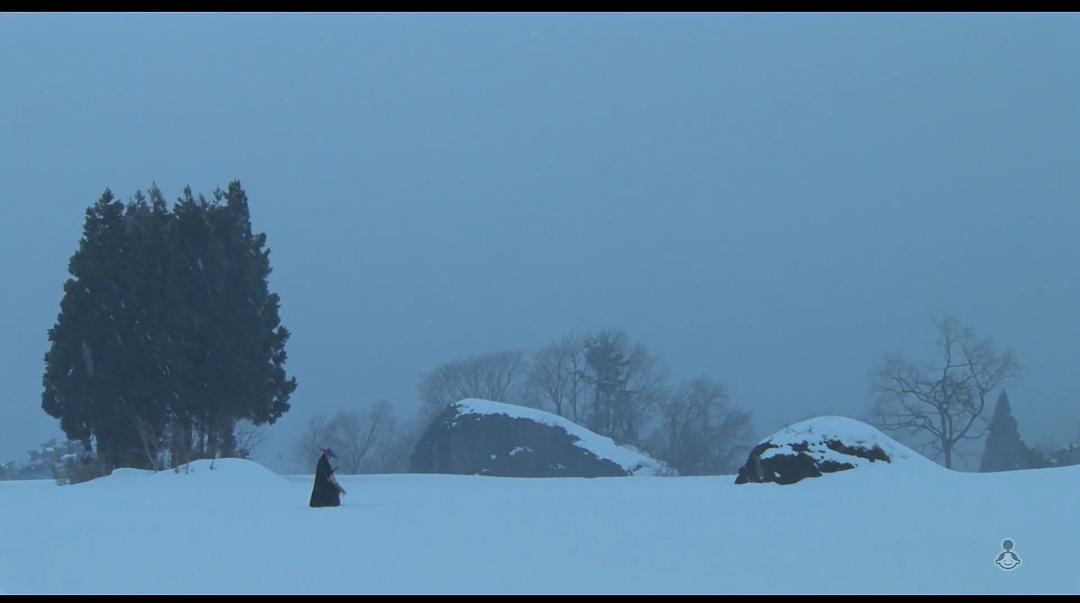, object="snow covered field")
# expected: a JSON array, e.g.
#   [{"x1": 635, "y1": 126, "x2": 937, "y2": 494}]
[{"x1": 2, "y1": 455, "x2": 1078, "y2": 594}]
